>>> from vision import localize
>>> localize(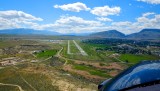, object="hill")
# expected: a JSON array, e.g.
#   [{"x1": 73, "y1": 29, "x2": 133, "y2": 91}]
[
  {"x1": 0, "y1": 28, "x2": 60, "y2": 35},
  {"x1": 0, "y1": 28, "x2": 160, "y2": 39},
  {"x1": 127, "y1": 29, "x2": 160, "y2": 39},
  {"x1": 90, "y1": 30, "x2": 125, "y2": 38}
]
